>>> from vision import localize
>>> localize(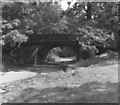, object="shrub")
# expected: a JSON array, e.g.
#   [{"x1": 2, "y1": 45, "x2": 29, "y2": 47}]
[{"x1": 76, "y1": 26, "x2": 116, "y2": 58}]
